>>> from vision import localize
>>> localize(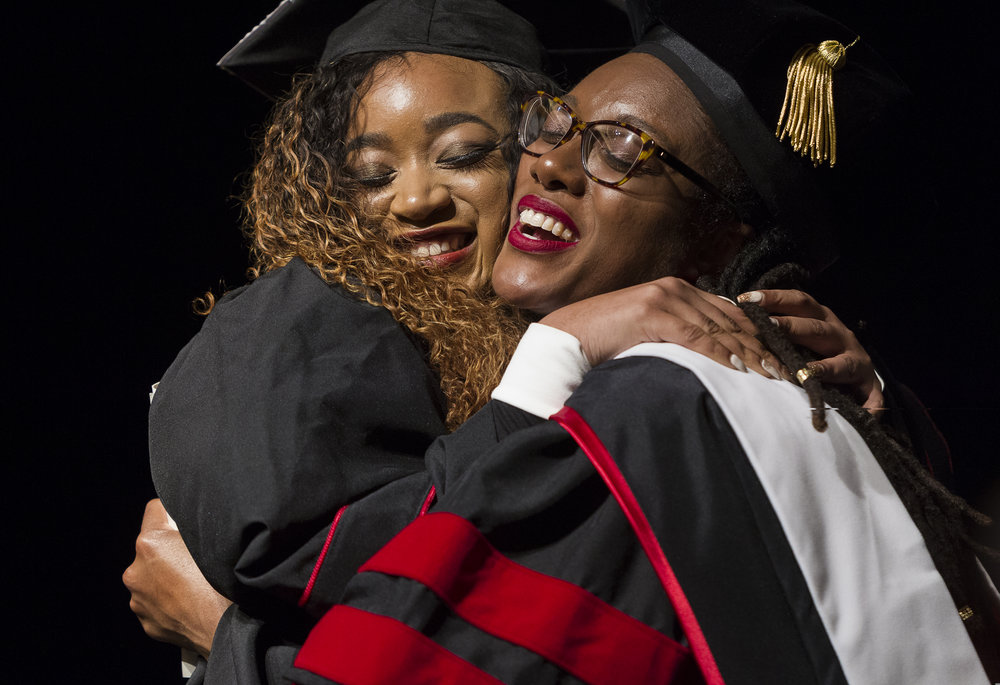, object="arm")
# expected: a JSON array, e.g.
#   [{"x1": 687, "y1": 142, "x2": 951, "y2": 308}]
[
  {"x1": 290, "y1": 351, "x2": 986, "y2": 685},
  {"x1": 738, "y1": 288, "x2": 883, "y2": 411},
  {"x1": 519, "y1": 277, "x2": 883, "y2": 412},
  {"x1": 149, "y1": 260, "x2": 448, "y2": 628},
  {"x1": 123, "y1": 499, "x2": 231, "y2": 659}
]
